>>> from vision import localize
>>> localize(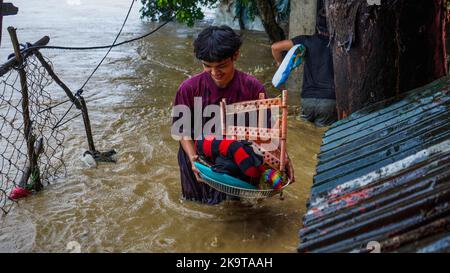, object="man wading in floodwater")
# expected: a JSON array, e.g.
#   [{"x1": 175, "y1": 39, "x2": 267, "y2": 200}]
[
  {"x1": 171, "y1": 25, "x2": 294, "y2": 204},
  {"x1": 271, "y1": 3, "x2": 337, "y2": 127}
]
